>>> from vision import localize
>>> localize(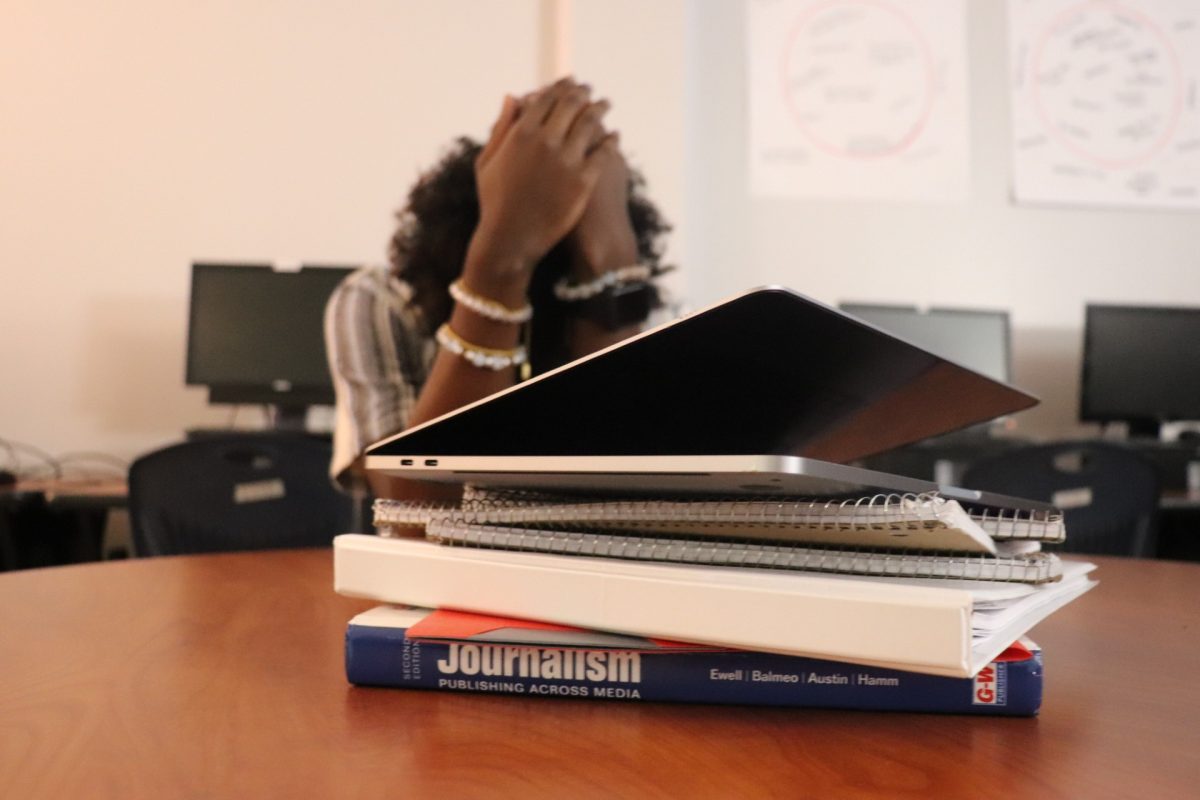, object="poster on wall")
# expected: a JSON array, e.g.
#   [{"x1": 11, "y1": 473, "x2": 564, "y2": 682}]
[
  {"x1": 746, "y1": 0, "x2": 970, "y2": 202},
  {"x1": 1009, "y1": 0, "x2": 1200, "y2": 210}
]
